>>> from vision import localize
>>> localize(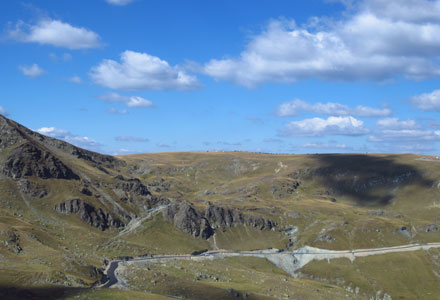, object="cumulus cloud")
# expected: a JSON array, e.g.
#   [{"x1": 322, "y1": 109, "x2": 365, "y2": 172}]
[
  {"x1": 204, "y1": 0, "x2": 440, "y2": 87},
  {"x1": 360, "y1": 0, "x2": 440, "y2": 23},
  {"x1": 411, "y1": 89, "x2": 440, "y2": 111},
  {"x1": 90, "y1": 50, "x2": 199, "y2": 90},
  {"x1": 99, "y1": 93, "x2": 153, "y2": 108},
  {"x1": 369, "y1": 117, "x2": 440, "y2": 148},
  {"x1": 376, "y1": 117, "x2": 418, "y2": 129},
  {"x1": 106, "y1": 0, "x2": 133, "y2": 5},
  {"x1": 277, "y1": 99, "x2": 391, "y2": 117},
  {"x1": 280, "y1": 116, "x2": 369, "y2": 137},
  {"x1": 115, "y1": 136, "x2": 149, "y2": 142},
  {"x1": 7, "y1": 19, "x2": 100, "y2": 50},
  {"x1": 67, "y1": 76, "x2": 82, "y2": 84},
  {"x1": 19, "y1": 64, "x2": 46, "y2": 77},
  {"x1": 36, "y1": 127, "x2": 101, "y2": 150}
]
